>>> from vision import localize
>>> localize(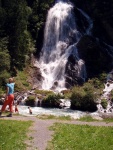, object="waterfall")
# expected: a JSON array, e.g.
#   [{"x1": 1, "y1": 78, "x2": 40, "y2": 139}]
[{"x1": 38, "y1": 1, "x2": 87, "y2": 91}]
